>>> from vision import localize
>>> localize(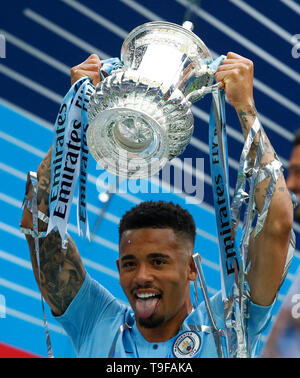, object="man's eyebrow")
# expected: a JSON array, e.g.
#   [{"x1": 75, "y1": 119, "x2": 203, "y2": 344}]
[
  {"x1": 120, "y1": 254, "x2": 136, "y2": 262},
  {"x1": 147, "y1": 253, "x2": 170, "y2": 259},
  {"x1": 120, "y1": 253, "x2": 171, "y2": 262}
]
